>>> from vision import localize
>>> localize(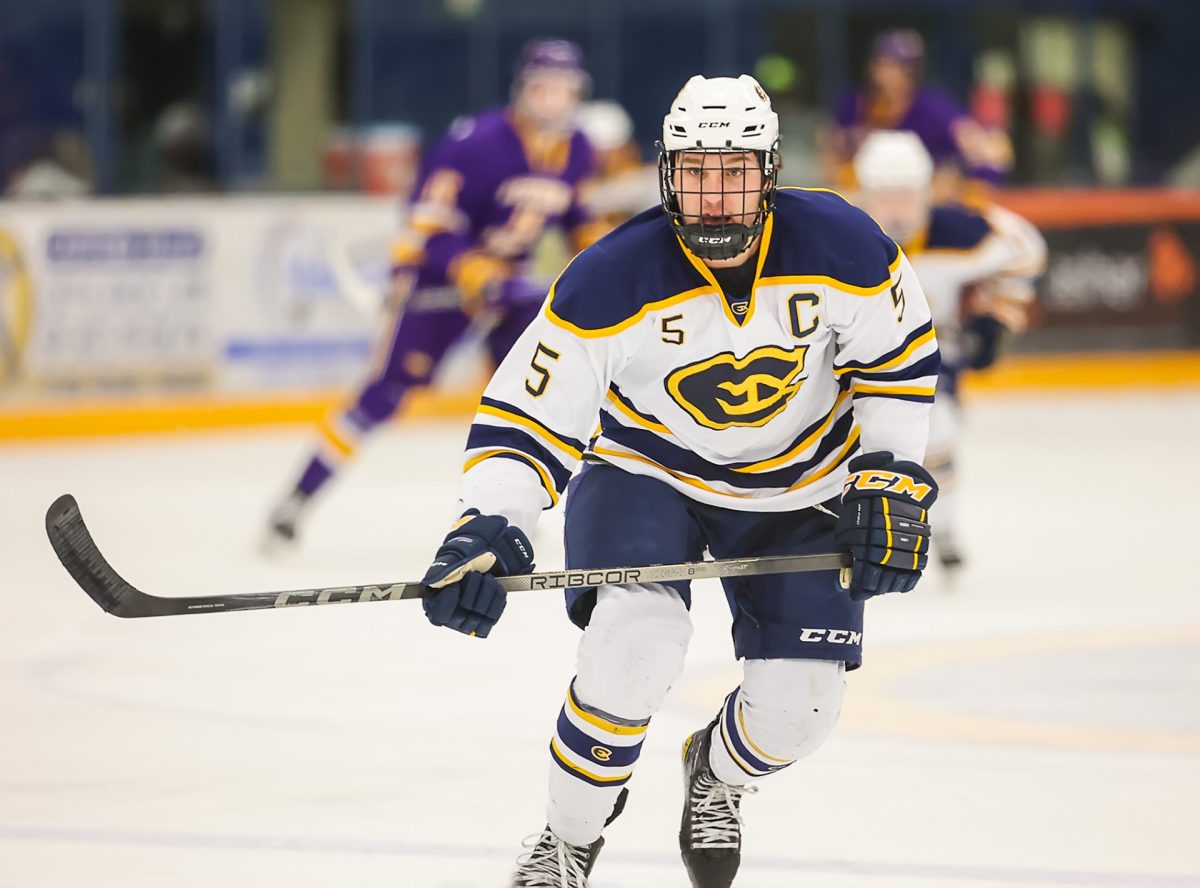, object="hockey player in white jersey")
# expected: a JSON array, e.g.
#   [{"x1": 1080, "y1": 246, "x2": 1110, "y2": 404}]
[
  {"x1": 853, "y1": 130, "x2": 1046, "y2": 569},
  {"x1": 420, "y1": 76, "x2": 941, "y2": 887}
]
